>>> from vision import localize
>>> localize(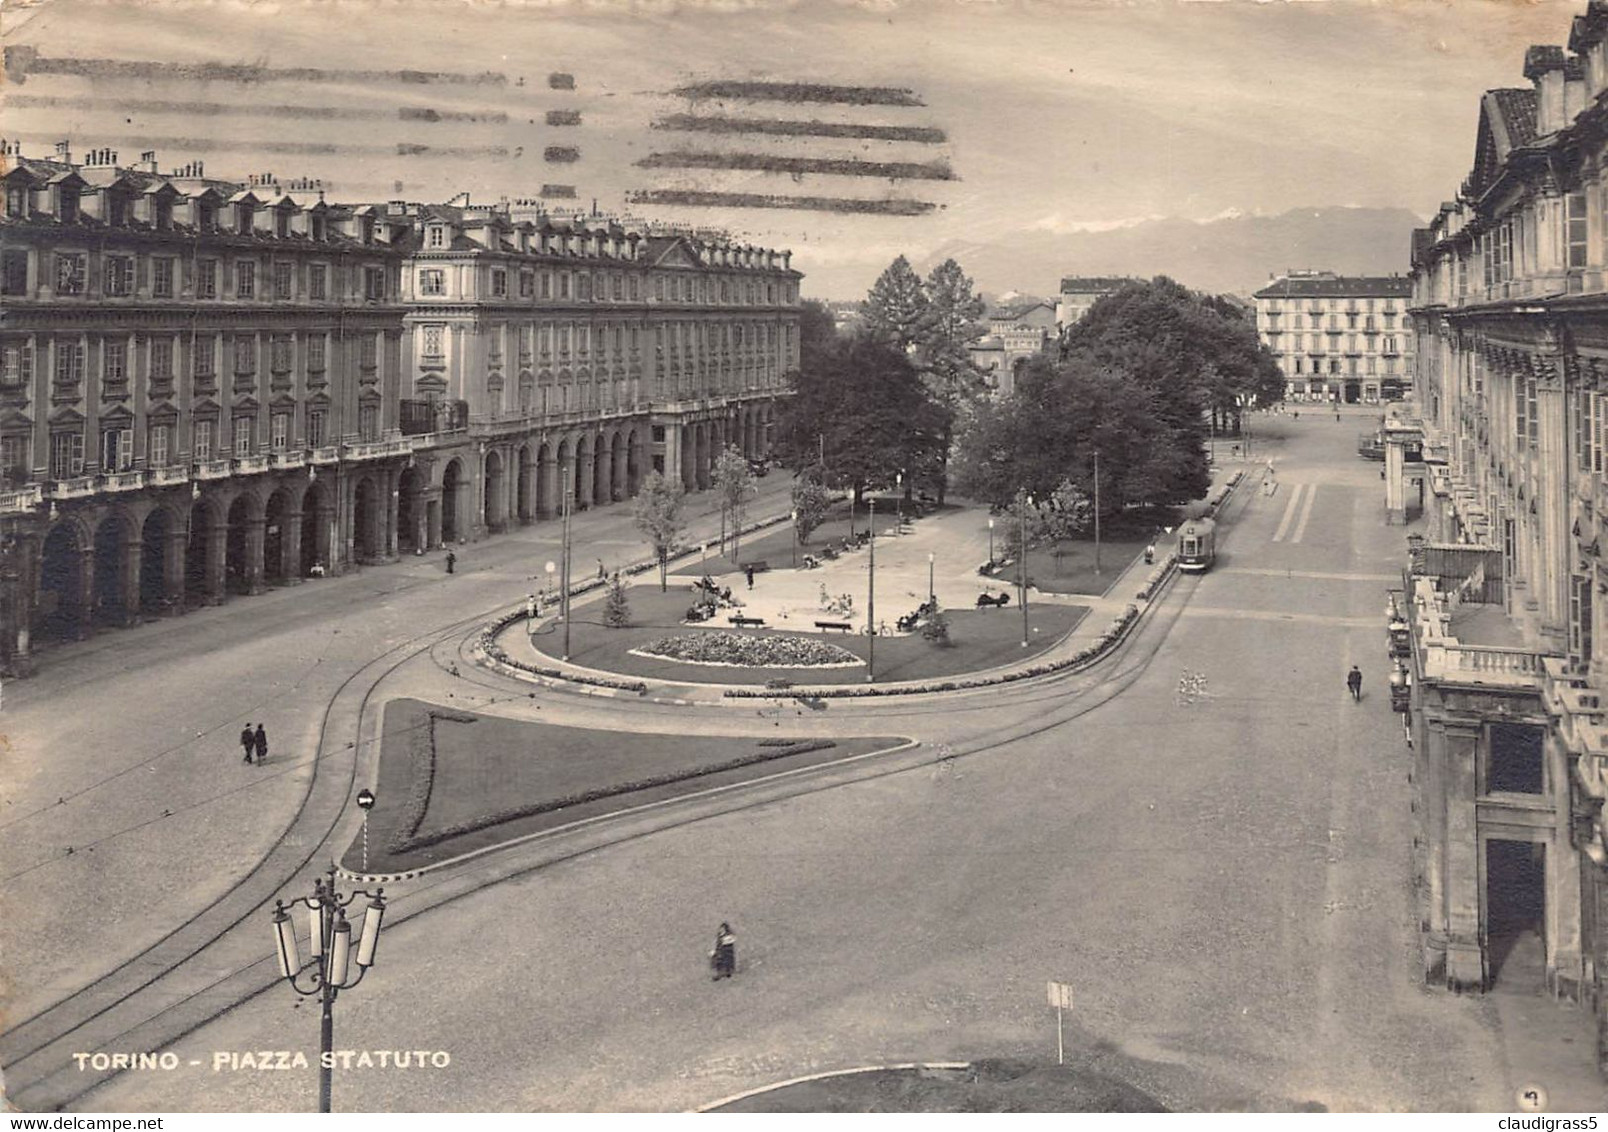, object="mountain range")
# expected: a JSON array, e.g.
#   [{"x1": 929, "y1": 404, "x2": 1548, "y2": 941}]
[{"x1": 915, "y1": 206, "x2": 1426, "y2": 300}]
